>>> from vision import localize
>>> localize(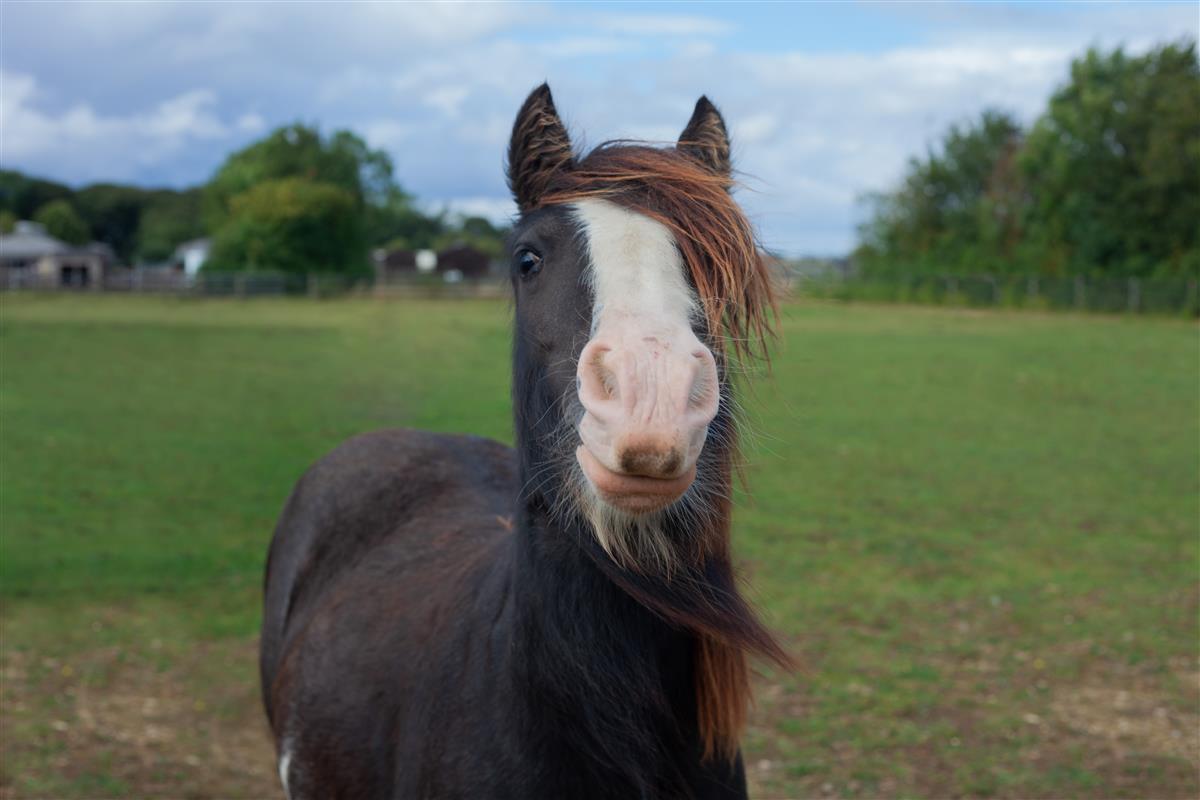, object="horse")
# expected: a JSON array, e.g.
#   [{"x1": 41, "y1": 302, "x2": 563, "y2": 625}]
[{"x1": 259, "y1": 83, "x2": 790, "y2": 800}]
